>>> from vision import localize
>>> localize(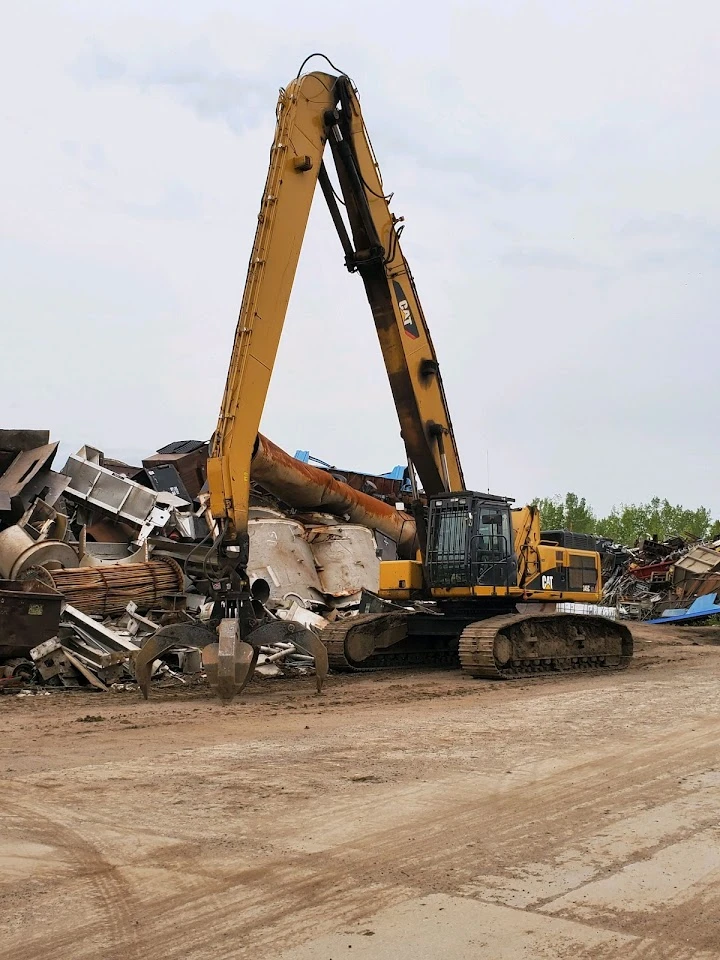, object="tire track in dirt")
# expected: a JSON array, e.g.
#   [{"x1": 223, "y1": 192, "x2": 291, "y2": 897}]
[
  {"x1": 0, "y1": 784, "x2": 142, "y2": 960},
  {"x1": 3, "y1": 650, "x2": 719, "y2": 960},
  {"x1": 42, "y1": 717, "x2": 715, "y2": 960}
]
